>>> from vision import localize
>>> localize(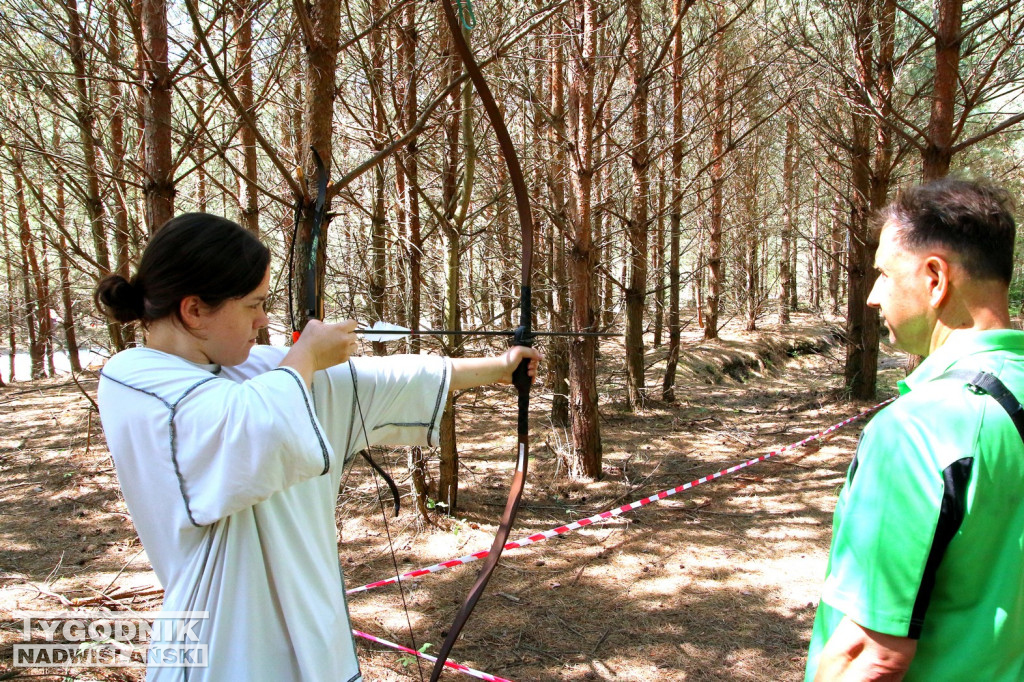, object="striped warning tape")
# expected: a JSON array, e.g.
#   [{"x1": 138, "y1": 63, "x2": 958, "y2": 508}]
[
  {"x1": 348, "y1": 396, "x2": 896, "y2": 596},
  {"x1": 353, "y1": 628, "x2": 514, "y2": 681}
]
